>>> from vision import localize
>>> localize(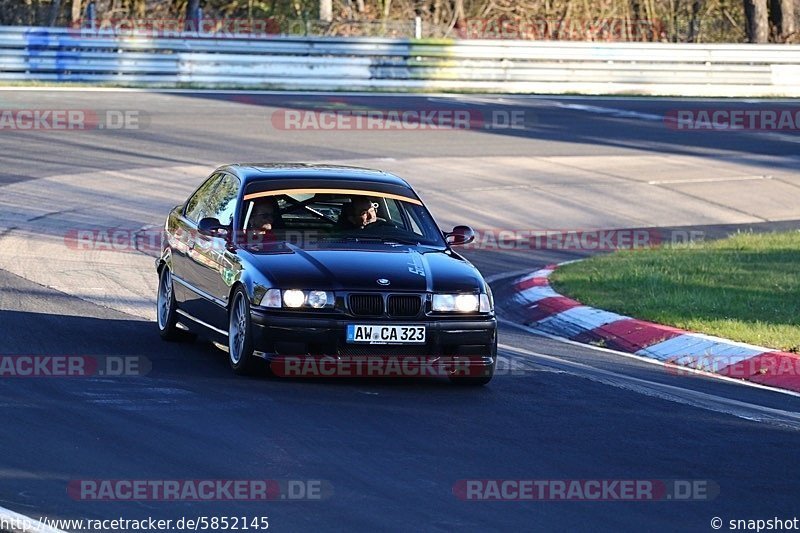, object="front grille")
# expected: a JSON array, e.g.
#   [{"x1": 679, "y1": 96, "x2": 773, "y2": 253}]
[
  {"x1": 388, "y1": 294, "x2": 422, "y2": 317},
  {"x1": 348, "y1": 294, "x2": 384, "y2": 316}
]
